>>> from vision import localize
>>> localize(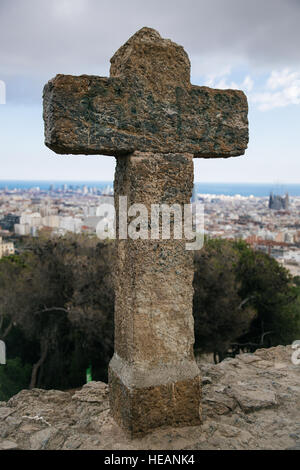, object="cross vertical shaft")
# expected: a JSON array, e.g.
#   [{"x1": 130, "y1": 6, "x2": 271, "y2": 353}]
[{"x1": 109, "y1": 152, "x2": 201, "y2": 435}]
